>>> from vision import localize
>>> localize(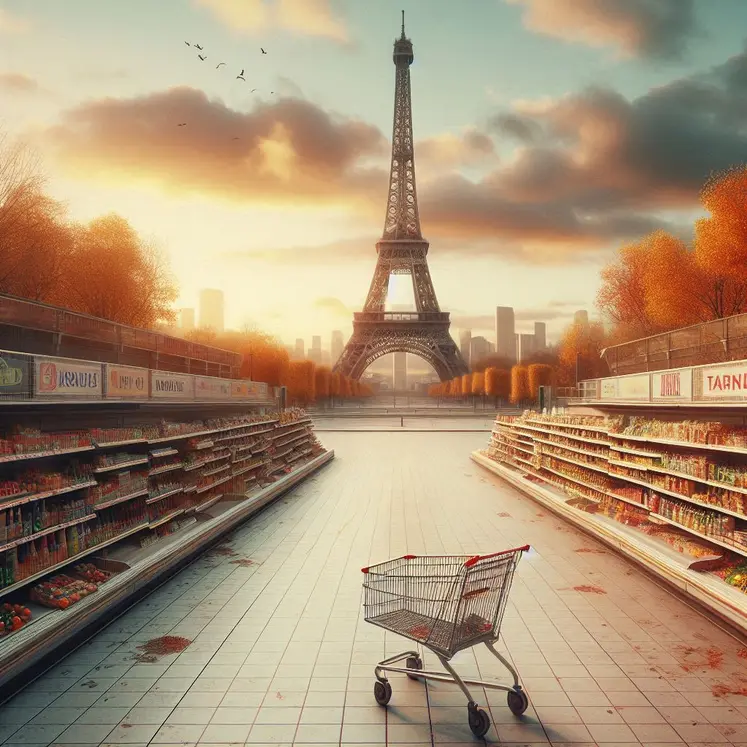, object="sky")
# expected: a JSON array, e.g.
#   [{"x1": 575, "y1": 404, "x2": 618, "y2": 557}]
[{"x1": 2, "y1": 0, "x2": 747, "y2": 355}]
